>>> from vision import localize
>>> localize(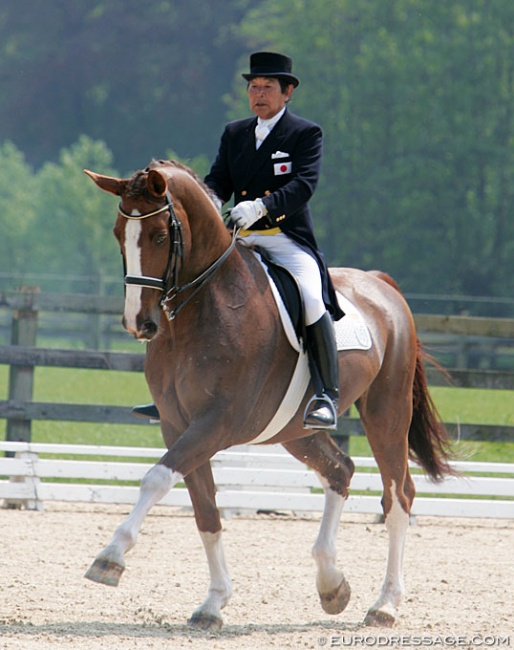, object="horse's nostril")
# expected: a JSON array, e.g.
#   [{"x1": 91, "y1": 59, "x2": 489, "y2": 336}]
[{"x1": 141, "y1": 320, "x2": 158, "y2": 338}]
